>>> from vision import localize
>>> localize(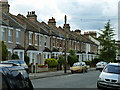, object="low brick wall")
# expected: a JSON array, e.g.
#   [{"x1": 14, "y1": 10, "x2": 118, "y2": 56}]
[
  {"x1": 37, "y1": 66, "x2": 48, "y2": 72},
  {"x1": 48, "y1": 67, "x2": 57, "y2": 72}
]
